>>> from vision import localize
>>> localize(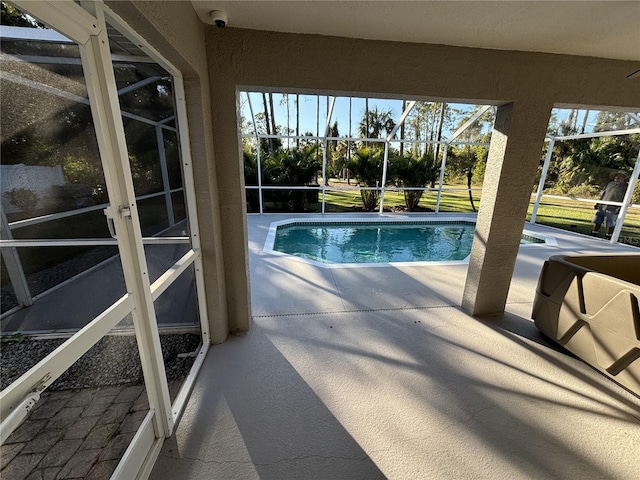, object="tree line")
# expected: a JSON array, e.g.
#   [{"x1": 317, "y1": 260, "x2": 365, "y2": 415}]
[{"x1": 243, "y1": 94, "x2": 639, "y2": 212}]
